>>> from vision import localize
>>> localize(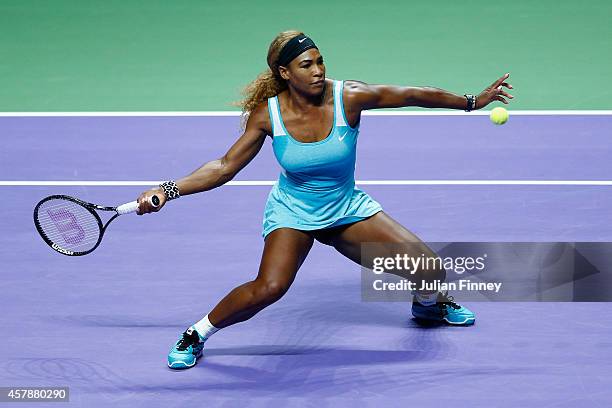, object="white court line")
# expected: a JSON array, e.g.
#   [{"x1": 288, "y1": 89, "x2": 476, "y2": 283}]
[
  {"x1": 2, "y1": 180, "x2": 612, "y2": 186},
  {"x1": 0, "y1": 110, "x2": 611, "y2": 117}
]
